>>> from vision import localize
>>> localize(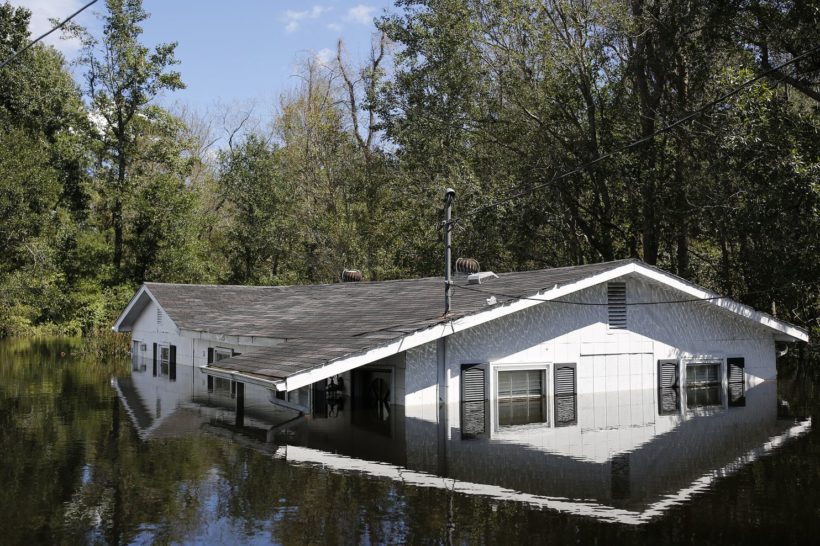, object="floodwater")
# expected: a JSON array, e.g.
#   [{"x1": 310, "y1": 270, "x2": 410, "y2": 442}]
[{"x1": 2, "y1": 338, "x2": 820, "y2": 545}]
